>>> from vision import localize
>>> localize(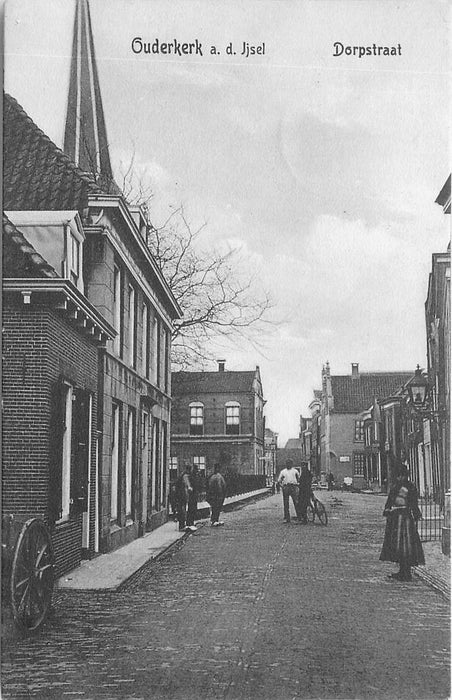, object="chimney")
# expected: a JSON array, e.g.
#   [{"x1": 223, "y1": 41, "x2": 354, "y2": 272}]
[
  {"x1": 351, "y1": 363, "x2": 359, "y2": 378},
  {"x1": 217, "y1": 359, "x2": 226, "y2": 372}
]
